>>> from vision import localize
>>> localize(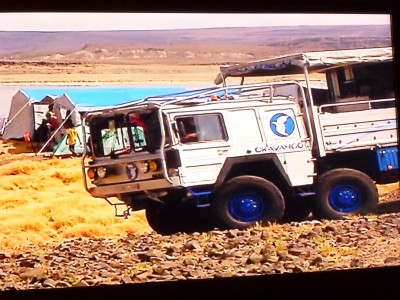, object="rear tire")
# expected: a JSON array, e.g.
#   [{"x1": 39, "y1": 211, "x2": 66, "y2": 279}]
[
  {"x1": 212, "y1": 176, "x2": 285, "y2": 230},
  {"x1": 313, "y1": 168, "x2": 379, "y2": 220}
]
